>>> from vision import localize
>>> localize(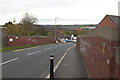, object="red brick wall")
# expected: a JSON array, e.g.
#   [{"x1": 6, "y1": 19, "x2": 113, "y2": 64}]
[
  {"x1": 98, "y1": 16, "x2": 116, "y2": 28},
  {"x1": 7, "y1": 36, "x2": 54, "y2": 46},
  {"x1": 76, "y1": 37, "x2": 120, "y2": 78},
  {"x1": 76, "y1": 38, "x2": 80, "y2": 50}
]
